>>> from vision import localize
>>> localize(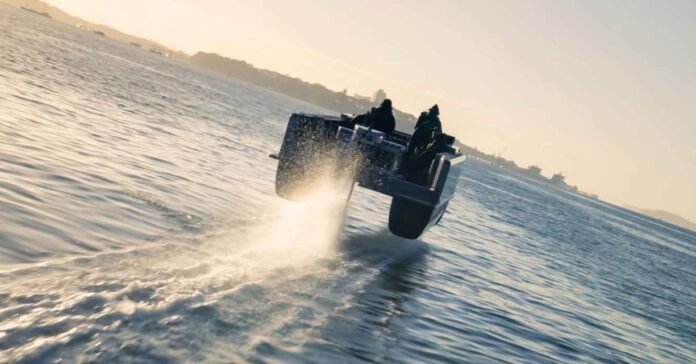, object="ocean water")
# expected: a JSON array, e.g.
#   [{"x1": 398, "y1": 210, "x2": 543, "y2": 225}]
[{"x1": 1, "y1": 5, "x2": 695, "y2": 363}]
